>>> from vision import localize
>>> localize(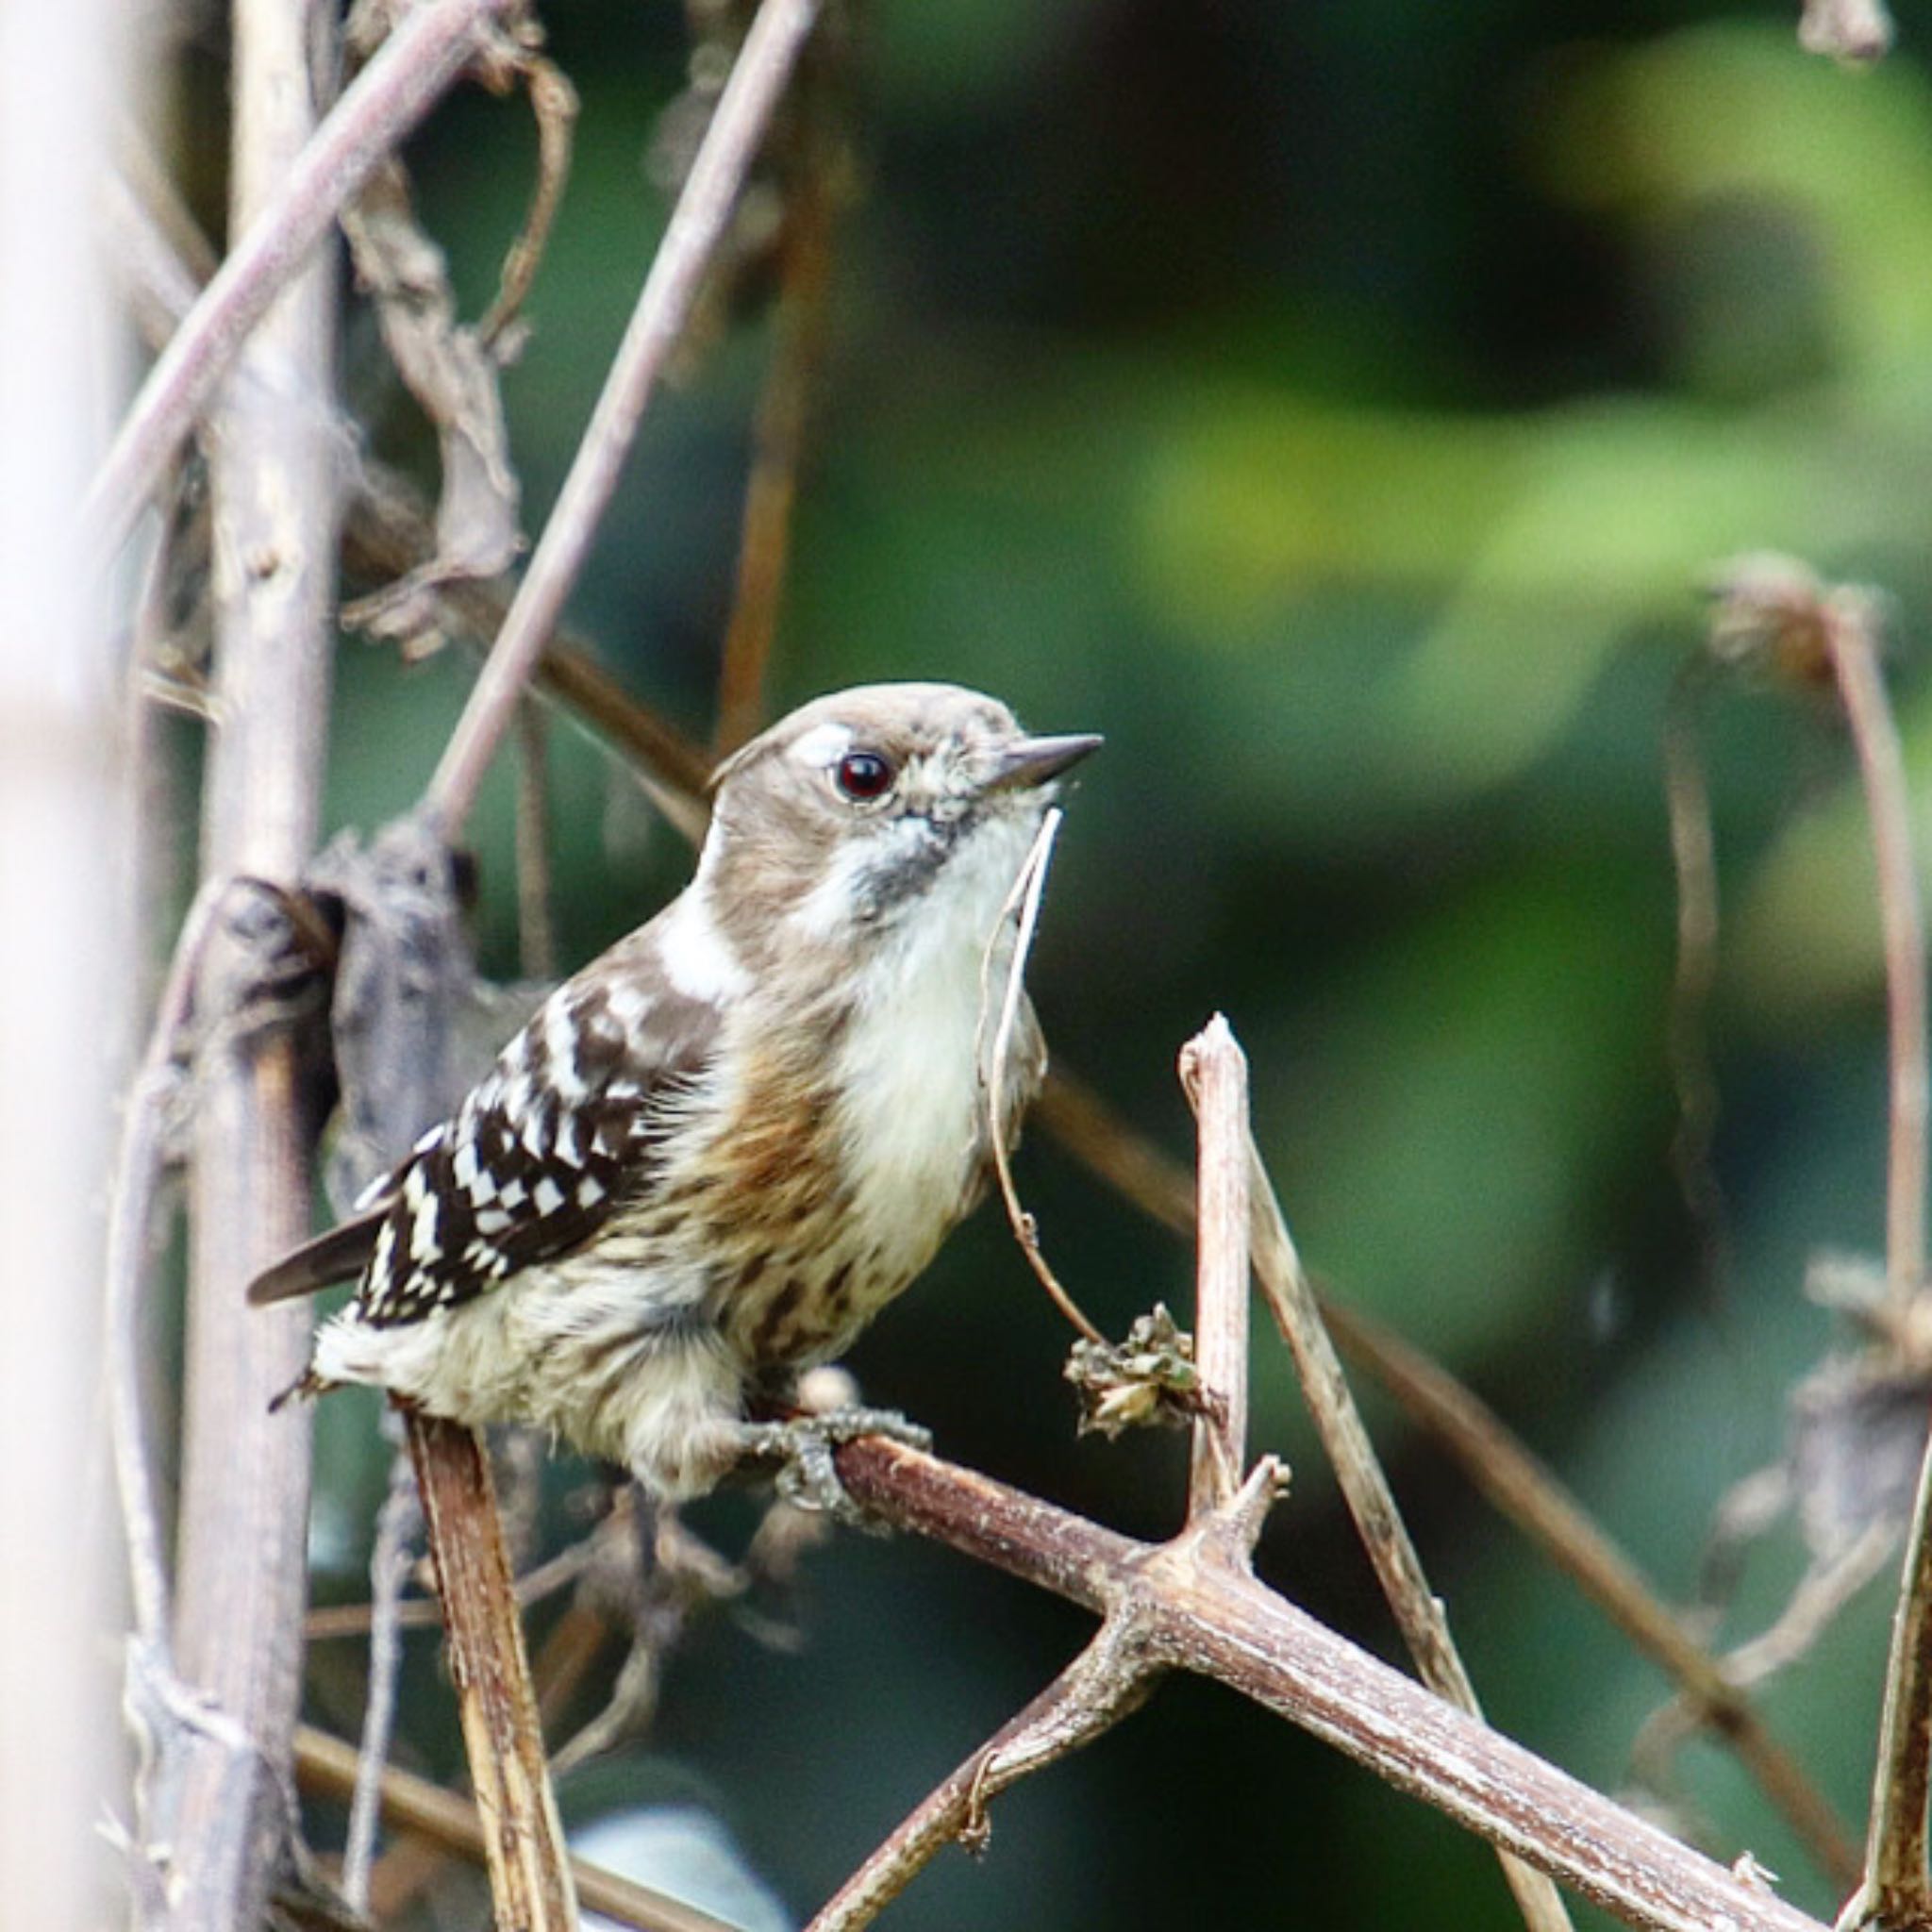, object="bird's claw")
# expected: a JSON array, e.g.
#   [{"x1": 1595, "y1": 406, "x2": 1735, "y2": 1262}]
[{"x1": 738, "y1": 1407, "x2": 932, "y2": 1530}]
